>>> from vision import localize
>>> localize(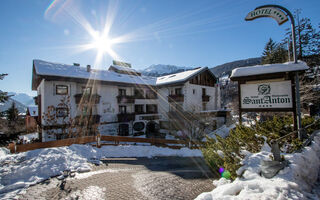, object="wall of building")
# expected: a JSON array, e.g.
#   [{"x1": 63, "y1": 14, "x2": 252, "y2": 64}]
[
  {"x1": 38, "y1": 74, "x2": 222, "y2": 141},
  {"x1": 184, "y1": 82, "x2": 221, "y2": 112}
]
